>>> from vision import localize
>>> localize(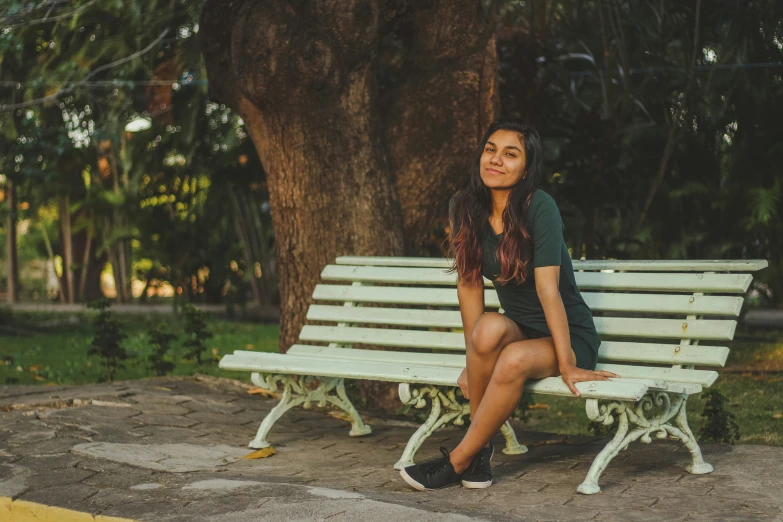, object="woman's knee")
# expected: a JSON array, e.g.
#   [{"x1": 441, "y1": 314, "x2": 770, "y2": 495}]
[
  {"x1": 469, "y1": 313, "x2": 507, "y2": 356},
  {"x1": 492, "y1": 345, "x2": 536, "y2": 384}
]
